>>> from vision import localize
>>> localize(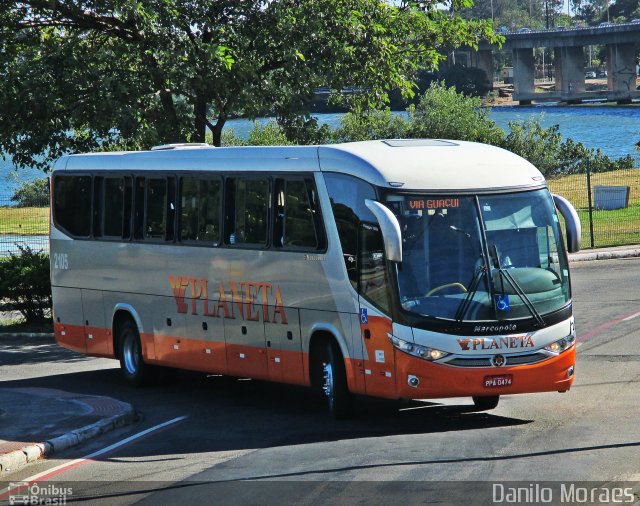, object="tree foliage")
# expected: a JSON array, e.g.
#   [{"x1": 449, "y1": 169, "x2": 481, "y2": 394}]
[
  {"x1": 0, "y1": 0, "x2": 500, "y2": 170},
  {"x1": 11, "y1": 178, "x2": 50, "y2": 207}
]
